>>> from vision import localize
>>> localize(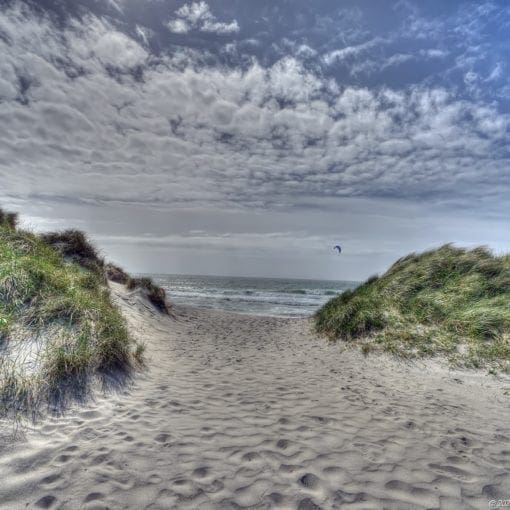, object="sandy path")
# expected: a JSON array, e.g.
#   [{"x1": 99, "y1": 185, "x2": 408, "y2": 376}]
[{"x1": 0, "y1": 284, "x2": 509, "y2": 509}]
